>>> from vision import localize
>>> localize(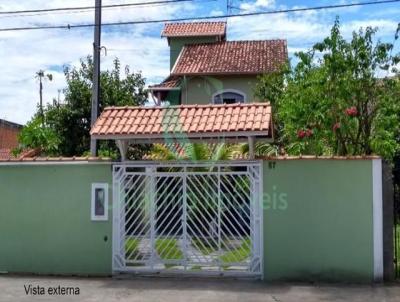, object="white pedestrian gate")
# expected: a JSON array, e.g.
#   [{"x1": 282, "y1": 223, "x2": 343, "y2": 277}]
[{"x1": 112, "y1": 161, "x2": 263, "y2": 277}]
